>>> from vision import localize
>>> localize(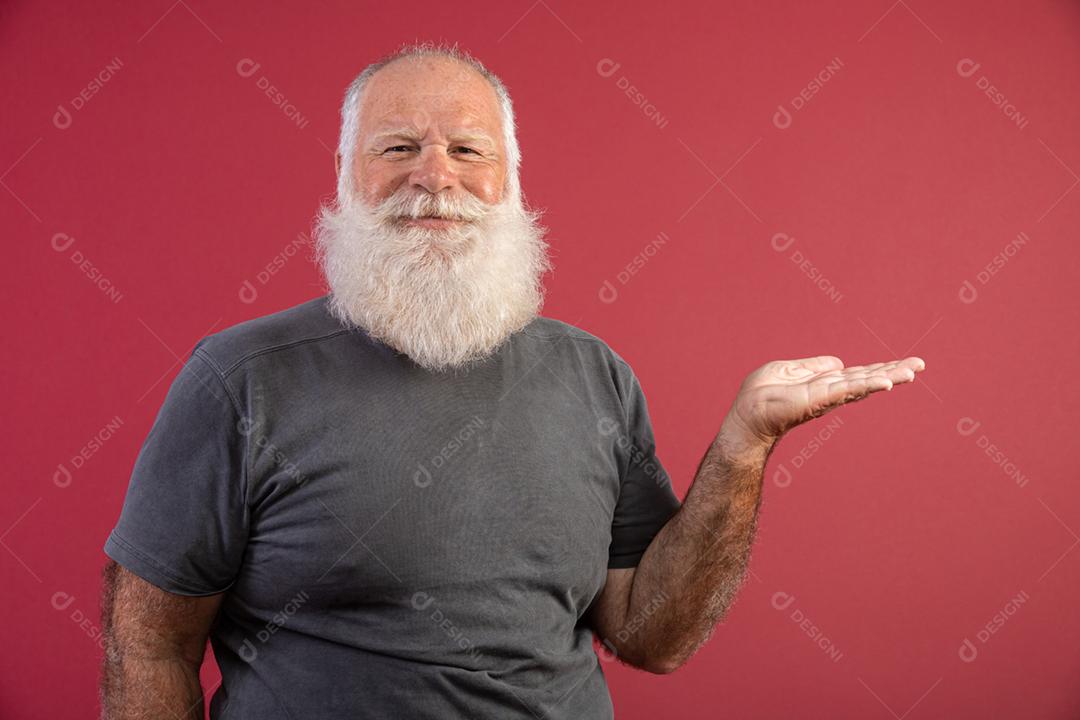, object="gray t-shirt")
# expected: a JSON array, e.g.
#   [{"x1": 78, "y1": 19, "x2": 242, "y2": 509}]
[{"x1": 103, "y1": 295, "x2": 682, "y2": 719}]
